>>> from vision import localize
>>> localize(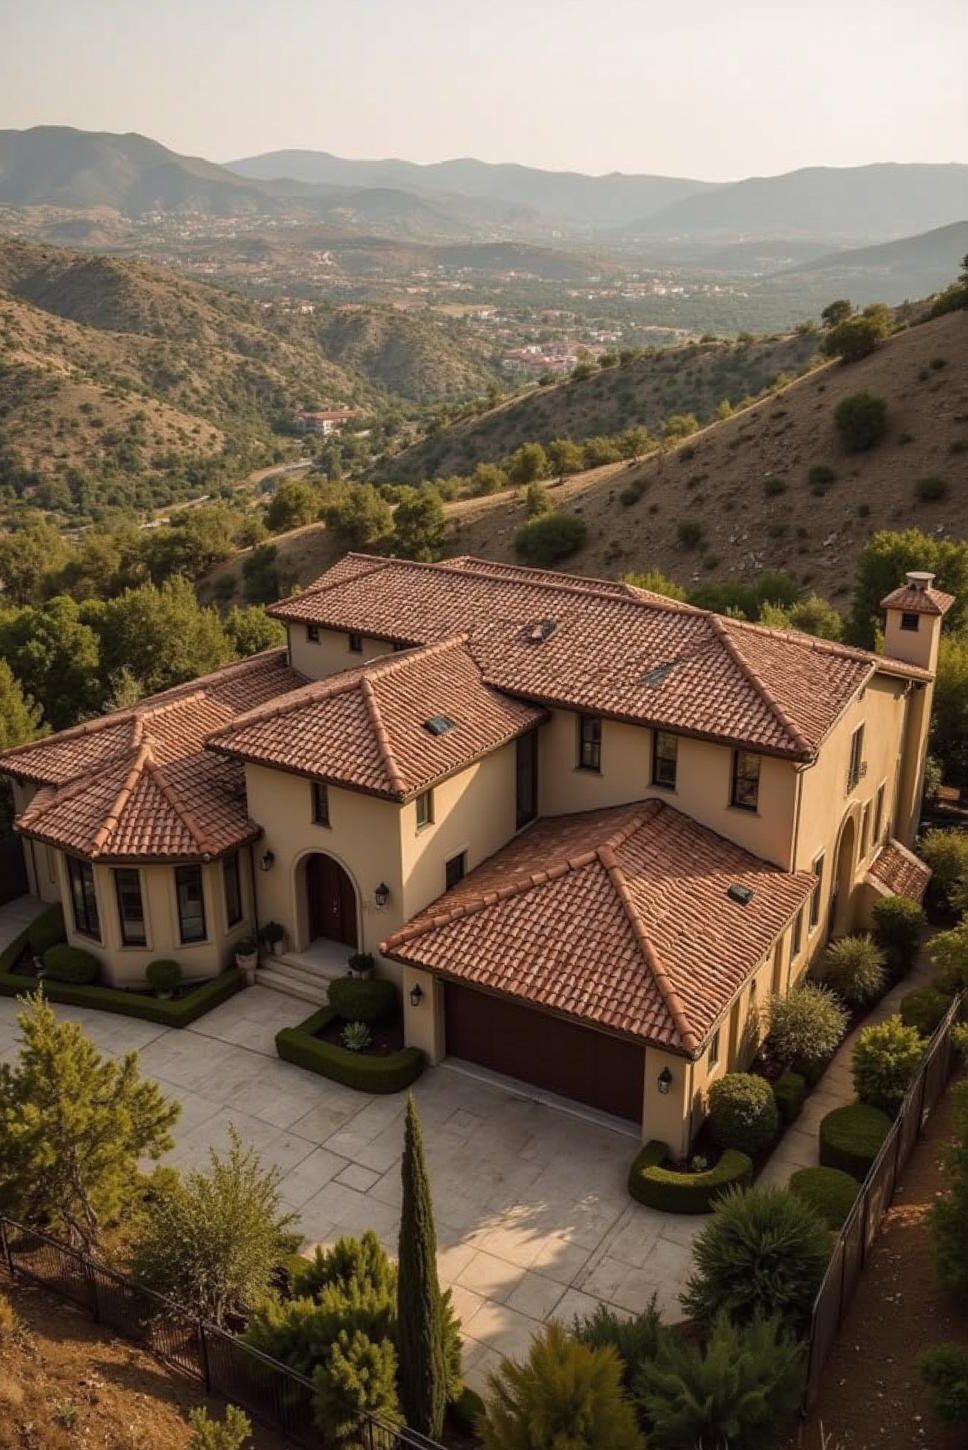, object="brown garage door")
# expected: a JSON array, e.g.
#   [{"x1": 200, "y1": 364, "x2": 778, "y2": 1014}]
[{"x1": 444, "y1": 983, "x2": 643, "y2": 1122}]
